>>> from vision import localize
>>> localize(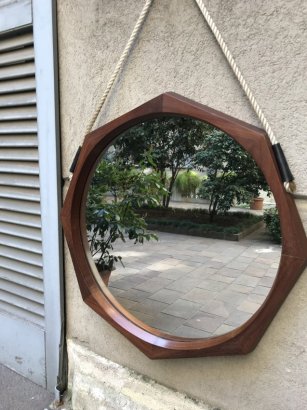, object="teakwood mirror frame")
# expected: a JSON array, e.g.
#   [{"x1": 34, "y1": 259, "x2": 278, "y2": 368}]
[{"x1": 62, "y1": 93, "x2": 307, "y2": 359}]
